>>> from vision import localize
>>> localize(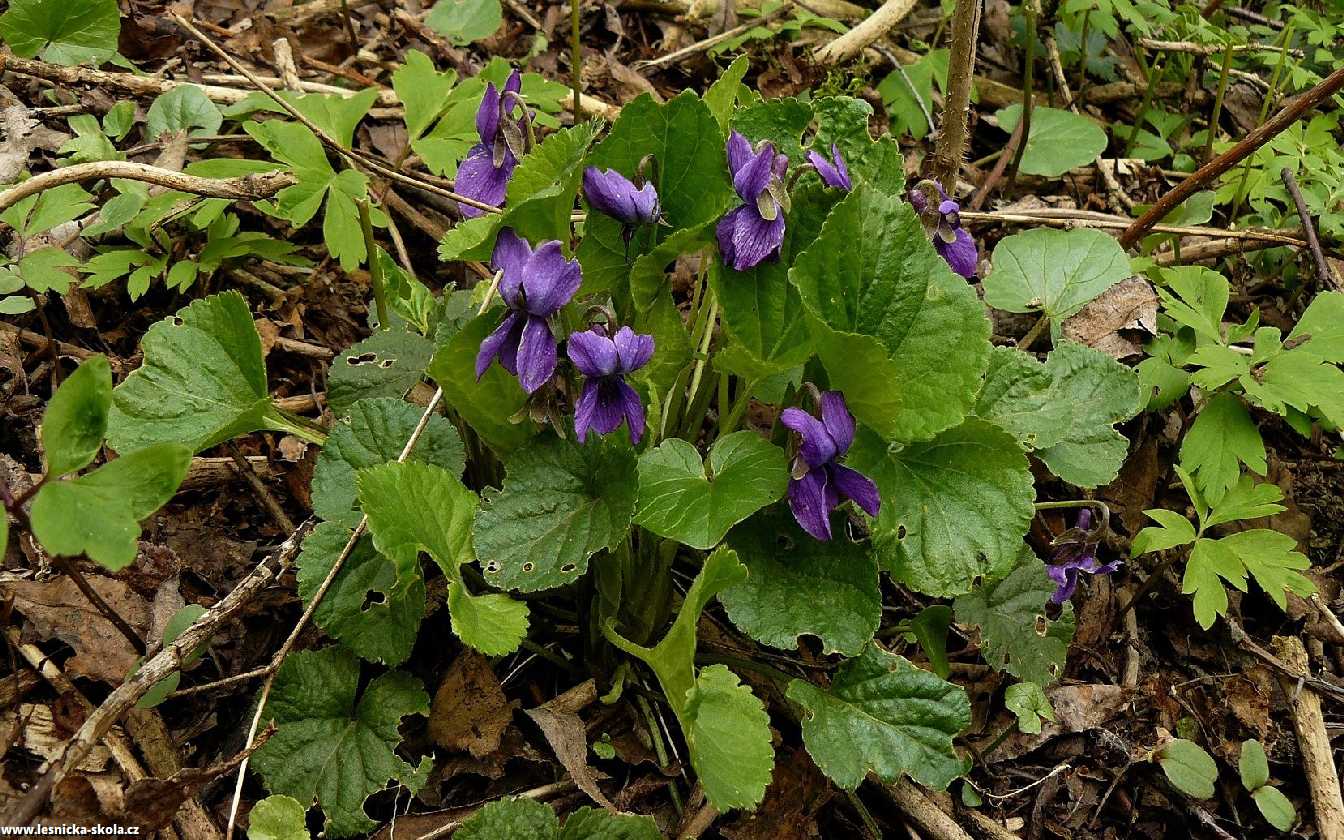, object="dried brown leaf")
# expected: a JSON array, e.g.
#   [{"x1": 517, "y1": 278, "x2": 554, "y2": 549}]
[
  {"x1": 429, "y1": 649, "x2": 512, "y2": 758},
  {"x1": 3, "y1": 576, "x2": 150, "y2": 683}
]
